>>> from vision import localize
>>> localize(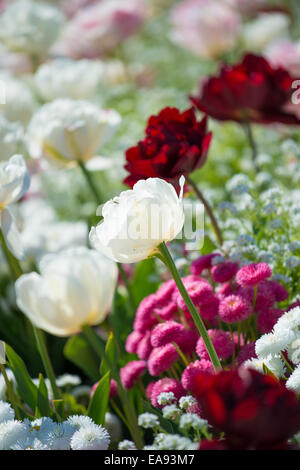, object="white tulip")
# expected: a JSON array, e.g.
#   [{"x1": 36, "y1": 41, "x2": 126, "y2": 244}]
[
  {"x1": 0, "y1": 0, "x2": 64, "y2": 56},
  {"x1": 90, "y1": 177, "x2": 185, "y2": 263},
  {"x1": 15, "y1": 247, "x2": 117, "y2": 337},
  {"x1": 0, "y1": 73, "x2": 38, "y2": 125},
  {"x1": 26, "y1": 99, "x2": 121, "y2": 167},
  {"x1": 0, "y1": 154, "x2": 30, "y2": 260},
  {"x1": 0, "y1": 115, "x2": 23, "y2": 162},
  {"x1": 34, "y1": 59, "x2": 104, "y2": 101},
  {"x1": 242, "y1": 13, "x2": 290, "y2": 52}
]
